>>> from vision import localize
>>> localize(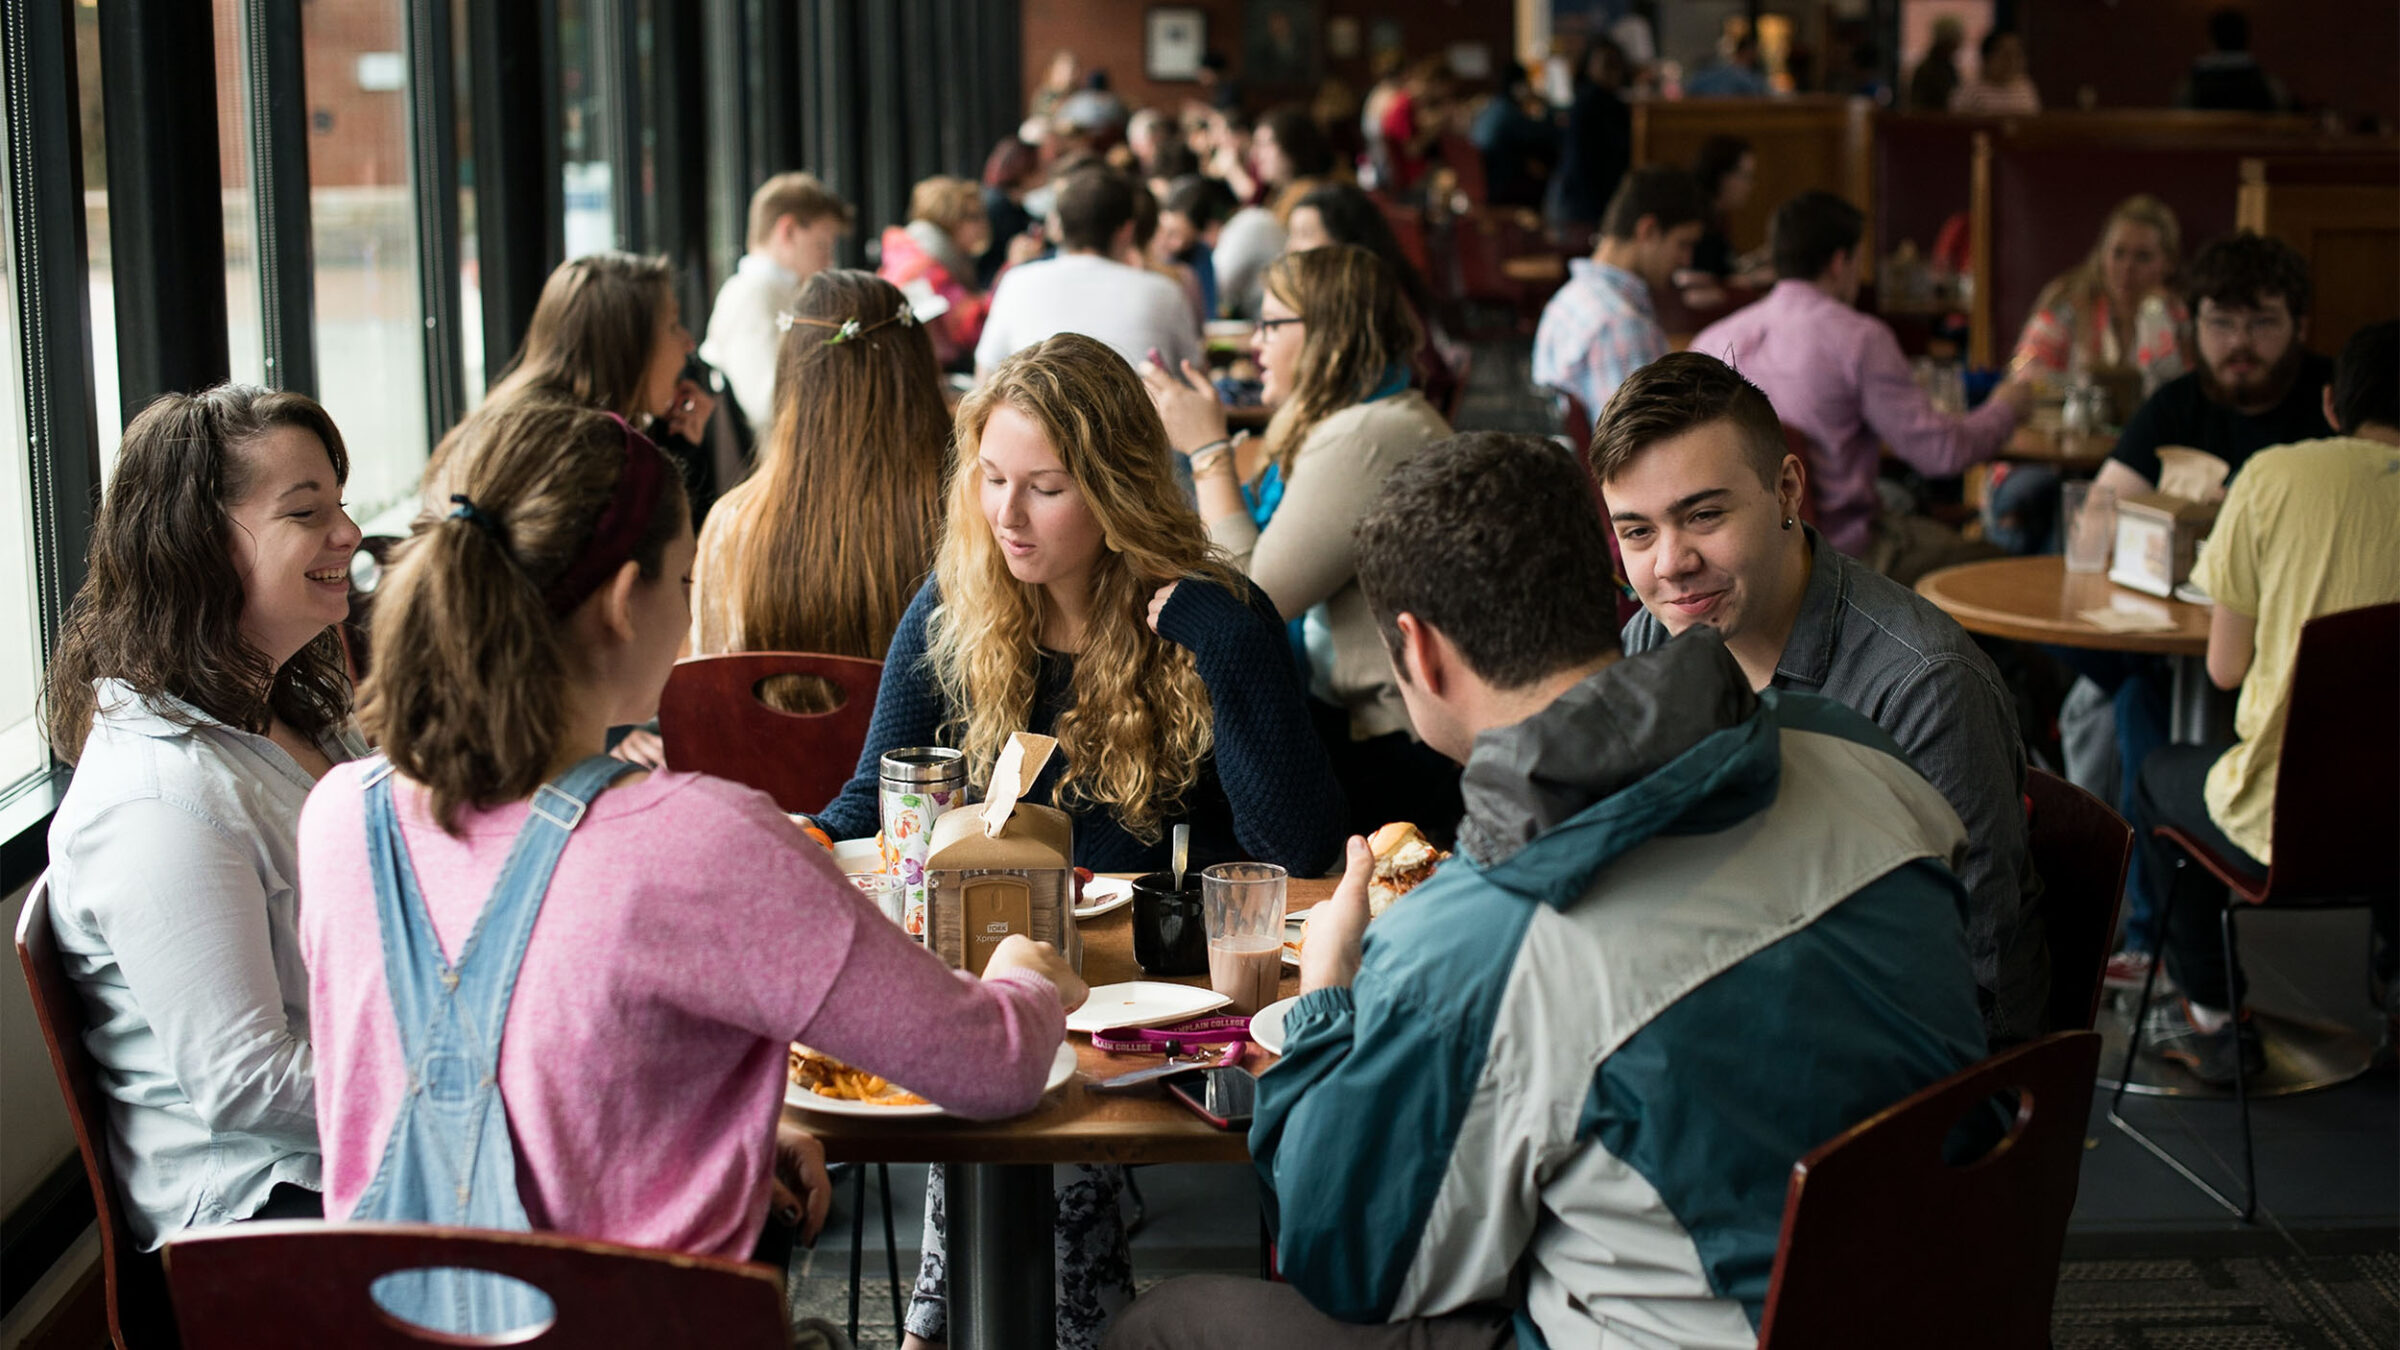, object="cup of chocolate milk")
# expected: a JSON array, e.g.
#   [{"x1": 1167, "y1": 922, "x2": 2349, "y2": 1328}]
[{"x1": 1201, "y1": 861, "x2": 1287, "y2": 1015}]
